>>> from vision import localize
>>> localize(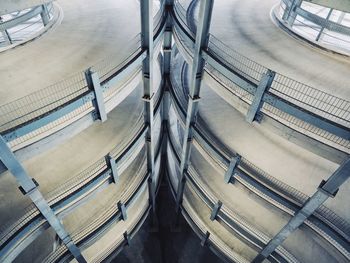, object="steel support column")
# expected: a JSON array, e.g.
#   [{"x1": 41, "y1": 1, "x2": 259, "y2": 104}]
[
  {"x1": 175, "y1": 0, "x2": 214, "y2": 215},
  {"x1": 40, "y1": 4, "x2": 50, "y2": 26},
  {"x1": 253, "y1": 158, "x2": 350, "y2": 263},
  {"x1": 0, "y1": 136, "x2": 86, "y2": 263},
  {"x1": 140, "y1": 0, "x2": 156, "y2": 216}
]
